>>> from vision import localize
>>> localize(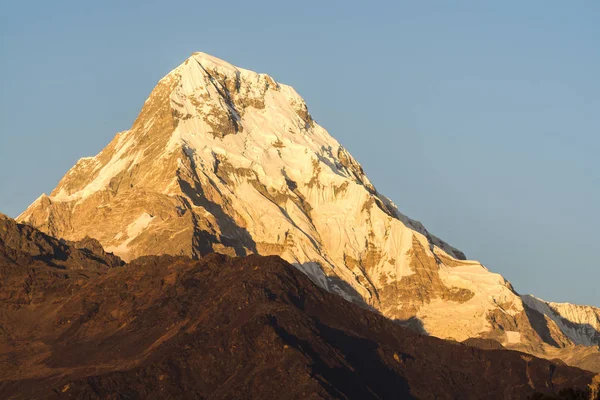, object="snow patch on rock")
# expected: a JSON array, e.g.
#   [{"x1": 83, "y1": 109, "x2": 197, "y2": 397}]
[{"x1": 106, "y1": 213, "x2": 155, "y2": 257}]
